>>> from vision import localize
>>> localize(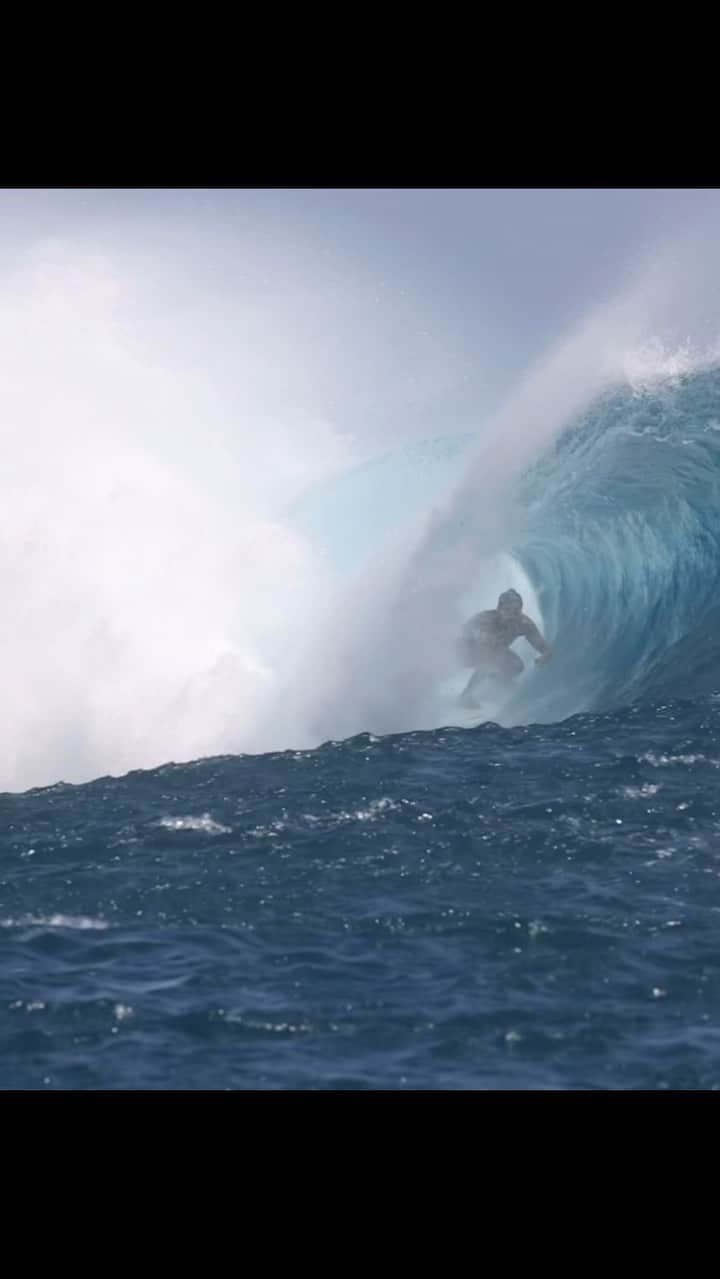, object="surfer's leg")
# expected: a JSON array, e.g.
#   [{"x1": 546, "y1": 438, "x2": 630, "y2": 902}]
[
  {"x1": 500, "y1": 650, "x2": 524, "y2": 682},
  {"x1": 459, "y1": 668, "x2": 486, "y2": 706}
]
